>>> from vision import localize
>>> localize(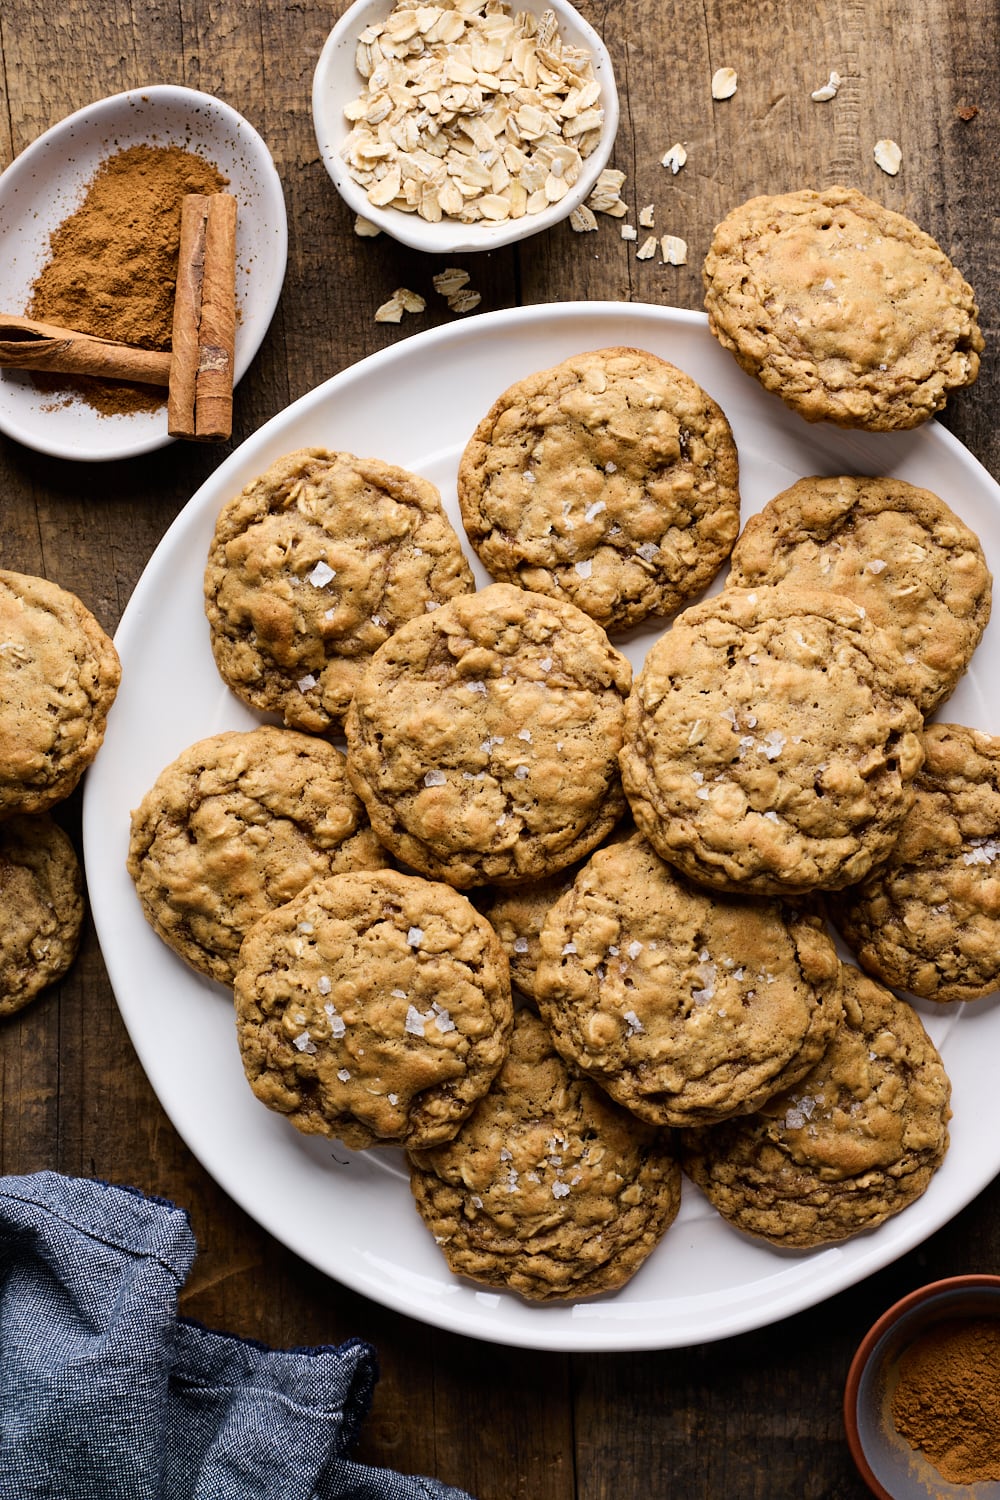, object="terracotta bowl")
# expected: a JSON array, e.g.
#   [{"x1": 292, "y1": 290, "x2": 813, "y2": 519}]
[{"x1": 844, "y1": 1274, "x2": 1000, "y2": 1498}]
